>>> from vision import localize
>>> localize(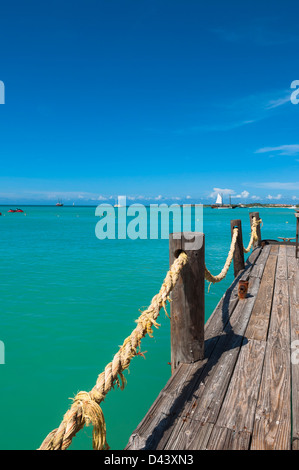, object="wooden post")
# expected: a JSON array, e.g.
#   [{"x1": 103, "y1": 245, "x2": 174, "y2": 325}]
[
  {"x1": 231, "y1": 219, "x2": 245, "y2": 277},
  {"x1": 249, "y1": 211, "x2": 262, "y2": 247},
  {"x1": 169, "y1": 232, "x2": 205, "y2": 373}
]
